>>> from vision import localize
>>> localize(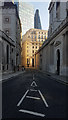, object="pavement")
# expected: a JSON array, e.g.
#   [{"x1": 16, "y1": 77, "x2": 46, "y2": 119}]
[
  {"x1": 0, "y1": 70, "x2": 25, "y2": 82},
  {"x1": 0, "y1": 68, "x2": 68, "y2": 86},
  {"x1": 2, "y1": 69, "x2": 68, "y2": 119},
  {"x1": 37, "y1": 69, "x2": 68, "y2": 85}
]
